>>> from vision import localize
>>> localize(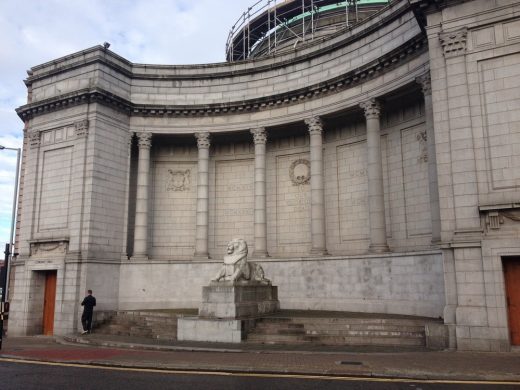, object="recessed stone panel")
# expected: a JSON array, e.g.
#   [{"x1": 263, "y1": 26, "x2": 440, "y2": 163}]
[
  {"x1": 337, "y1": 141, "x2": 369, "y2": 242},
  {"x1": 479, "y1": 53, "x2": 520, "y2": 190},
  {"x1": 214, "y1": 159, "x2": 254, "y2": 250},
  {"x1": 38, "y1": 146, "x2": 73, "y2": 231},
  {"x1": 152, "y1": 162, "x2": 197, "y2": 250},
  {"x1": 276, "y1": 153, "x2": 311, "y2": 246},
  {"x1": 401, "y1": 125, "x2": 432, "y2": 237}
]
